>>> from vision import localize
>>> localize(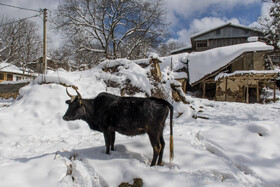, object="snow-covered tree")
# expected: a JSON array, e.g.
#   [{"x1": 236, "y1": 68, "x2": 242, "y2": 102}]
[
  {"x1": 54, "y1": 0, "x2": 167, "y2": 62},
  {"x1": 259, "y1": 0, "x2": 280, "y2": 49}
]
